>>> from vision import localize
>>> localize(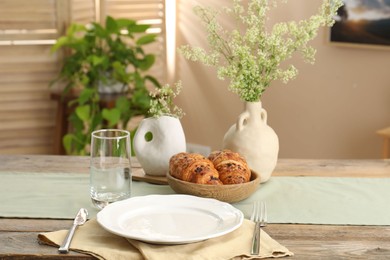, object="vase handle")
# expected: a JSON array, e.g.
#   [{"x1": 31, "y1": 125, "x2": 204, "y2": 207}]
[
  {"x1": 237, "y1": 111, "x2": 250, "y2": 131},
  {"x1": 237, "y1": 108, "x2": 268, "y2": 131},
  {"x1": 260, "y1": 108, "x2": 267, "y2": 124}
]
